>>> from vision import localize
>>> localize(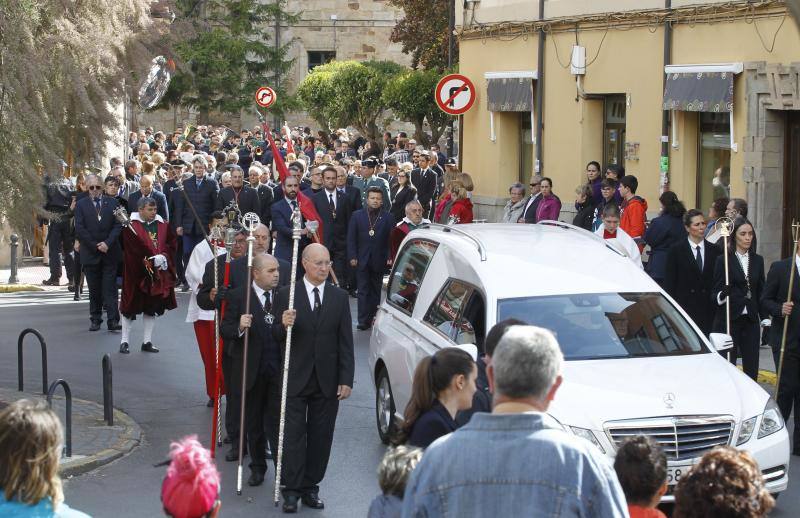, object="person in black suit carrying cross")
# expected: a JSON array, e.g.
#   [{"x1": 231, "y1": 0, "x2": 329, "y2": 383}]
[{"x1": 273, "y1": 243, "x2": 355, "y2": 513}]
